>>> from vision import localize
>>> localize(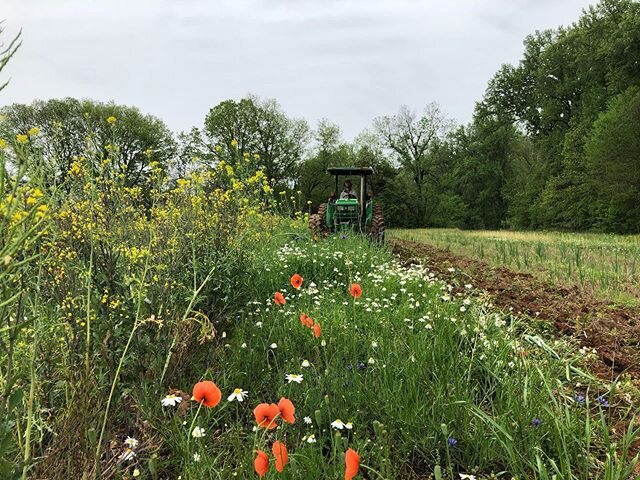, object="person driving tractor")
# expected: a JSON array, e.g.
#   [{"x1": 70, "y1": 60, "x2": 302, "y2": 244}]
[{"x1": 340, "y1": 179, "x2": 357, "y2": 200}]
